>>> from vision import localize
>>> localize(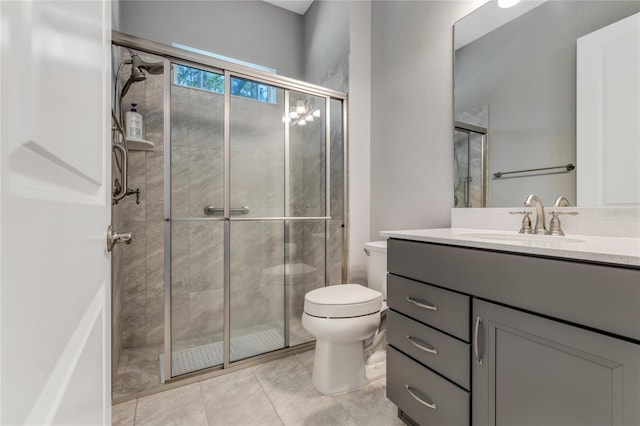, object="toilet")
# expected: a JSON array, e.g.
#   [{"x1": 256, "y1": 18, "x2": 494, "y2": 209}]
[{"x1": 302, "y1": 240, "x2": 387, "y2": 395}]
